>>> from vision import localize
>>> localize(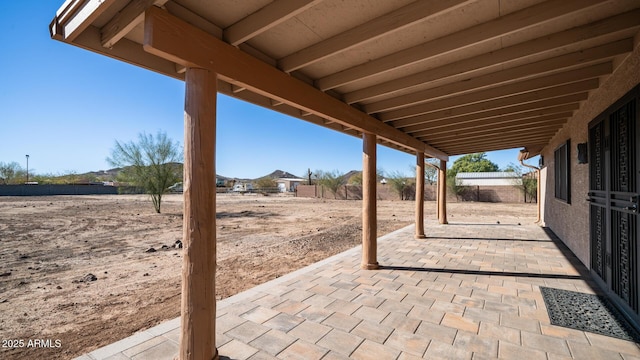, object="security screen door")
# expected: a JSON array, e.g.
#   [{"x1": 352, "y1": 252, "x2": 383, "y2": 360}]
[{"x1": 589, "y1": 85, "x2": 640, "y2": 326}]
